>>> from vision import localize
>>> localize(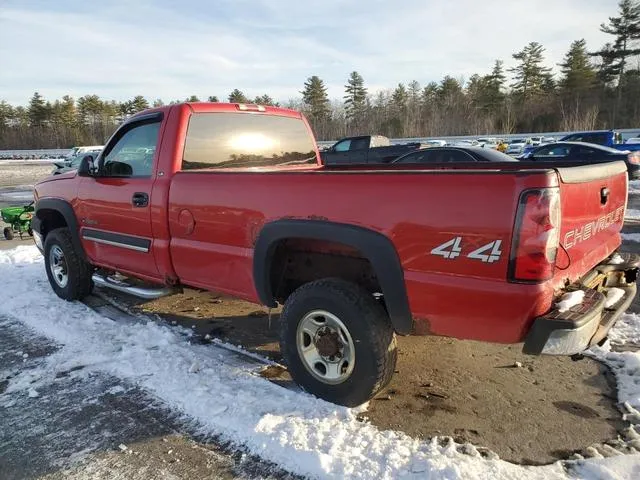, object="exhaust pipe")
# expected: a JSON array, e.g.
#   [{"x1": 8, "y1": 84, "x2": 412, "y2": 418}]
[{"x1": 92, "y1": 274, "x2": 178, "y2": 300}]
